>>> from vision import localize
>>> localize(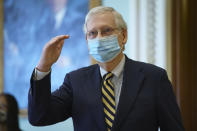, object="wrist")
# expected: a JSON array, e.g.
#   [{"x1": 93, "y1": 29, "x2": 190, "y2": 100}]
[{"x1": 36, "y1": 63, "x2": 51, "y2": 72}]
